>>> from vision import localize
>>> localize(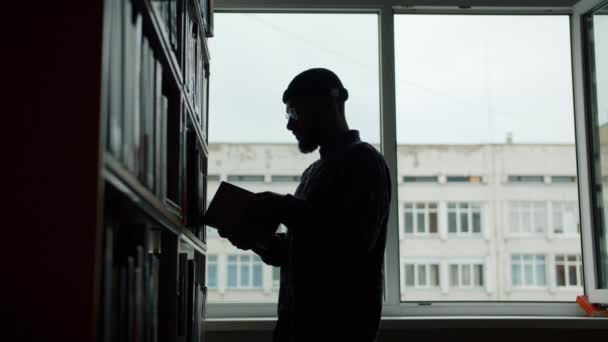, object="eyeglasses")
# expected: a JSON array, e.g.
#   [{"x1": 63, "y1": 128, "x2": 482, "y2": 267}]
[{"x1": 285, "y1": 108, "x2": 299, "y2": 121}]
